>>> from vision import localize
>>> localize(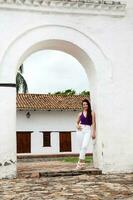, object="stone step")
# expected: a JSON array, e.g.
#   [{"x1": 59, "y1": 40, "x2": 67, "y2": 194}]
[
  {"x1": 18, "y1": 168, "x2": 102, "y2": 178},
  {"x1": 40, "y1": 169, "x2": 102, "y2": 177}
]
